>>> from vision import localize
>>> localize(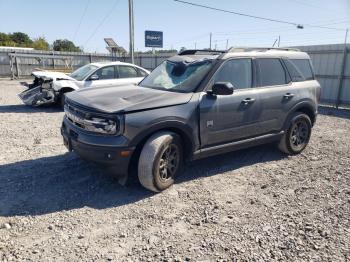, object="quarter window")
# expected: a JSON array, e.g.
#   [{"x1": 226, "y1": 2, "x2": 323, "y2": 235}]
[
  {"x1": 290, "y1": 59, "x2": 314, "y2": 80},
  {"x1": 118, "y1": 66, "x2": 138, "y2": 78},
  {"x1": 94, "y1": 66, "x2": 115, "y2": 80},
  {"x1": 284, "y1": 59, "x2": 304, "y2": 82},
  {"x1": 257, "y1": 58, "x2": 287, "y2": 86},
  {"x1": 213, "y1": 58, "x2": 252, "y2": 89}
]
